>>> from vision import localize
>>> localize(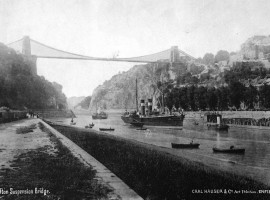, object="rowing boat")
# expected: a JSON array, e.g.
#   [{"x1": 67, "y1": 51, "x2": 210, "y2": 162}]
[
  {"x1": 171, "y1": 143, "x2": 200, "y2": 149},
  {"x1": 99, "y1": 128, "x2": 115, "y2": 131},
  {"x1": 212, "y1": 147, "x2": 245, "y2": 154}
]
